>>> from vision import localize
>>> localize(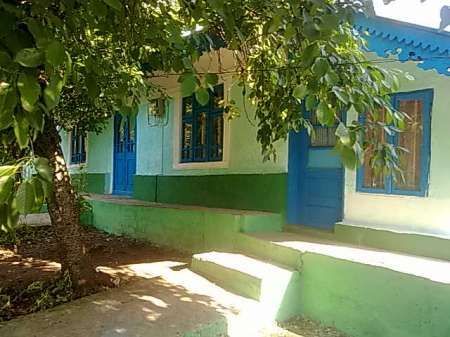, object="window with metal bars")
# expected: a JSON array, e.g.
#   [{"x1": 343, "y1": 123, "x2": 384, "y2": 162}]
[
  {"x1": 357, "y1": 89, "x2": 432, "y2": 197},
  {"x1": 181, "y1": 84, "x2": 224, "y2": 163},
  {"x1": 70, "y1": 127, "x2": 86, "y2": 165}
]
